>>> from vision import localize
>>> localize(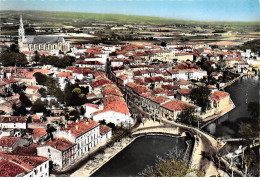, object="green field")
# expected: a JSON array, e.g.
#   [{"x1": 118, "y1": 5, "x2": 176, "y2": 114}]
[{"x1": 1, "y1": 10, "x2": 259, "y2": 29}]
